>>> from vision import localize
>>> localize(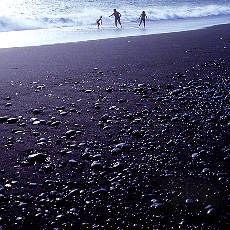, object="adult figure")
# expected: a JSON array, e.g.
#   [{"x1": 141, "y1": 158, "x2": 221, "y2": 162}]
[
  {"x1": 109, "y1": 9, "x2": 122, "y2": 28},
  {"x1": 139, "y1": 11, "x2": 147, "y2": 28}
]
